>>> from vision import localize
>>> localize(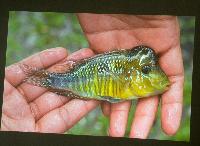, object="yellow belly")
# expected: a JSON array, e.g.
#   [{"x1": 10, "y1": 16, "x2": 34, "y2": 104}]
[{"x1": 85, "y1": 76, "x2": 136, "y2": 100}]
